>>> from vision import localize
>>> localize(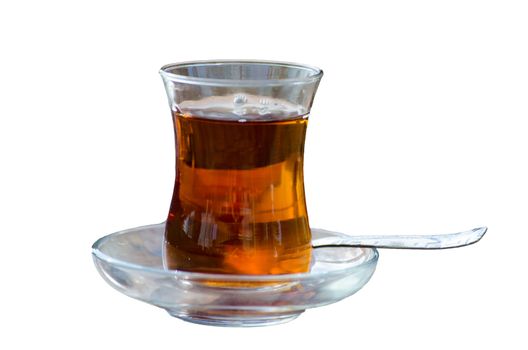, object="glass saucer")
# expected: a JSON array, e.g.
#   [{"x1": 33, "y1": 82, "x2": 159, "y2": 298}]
[{"x1": 92, "y1": 223, "x2": 378, "y2": 327}]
